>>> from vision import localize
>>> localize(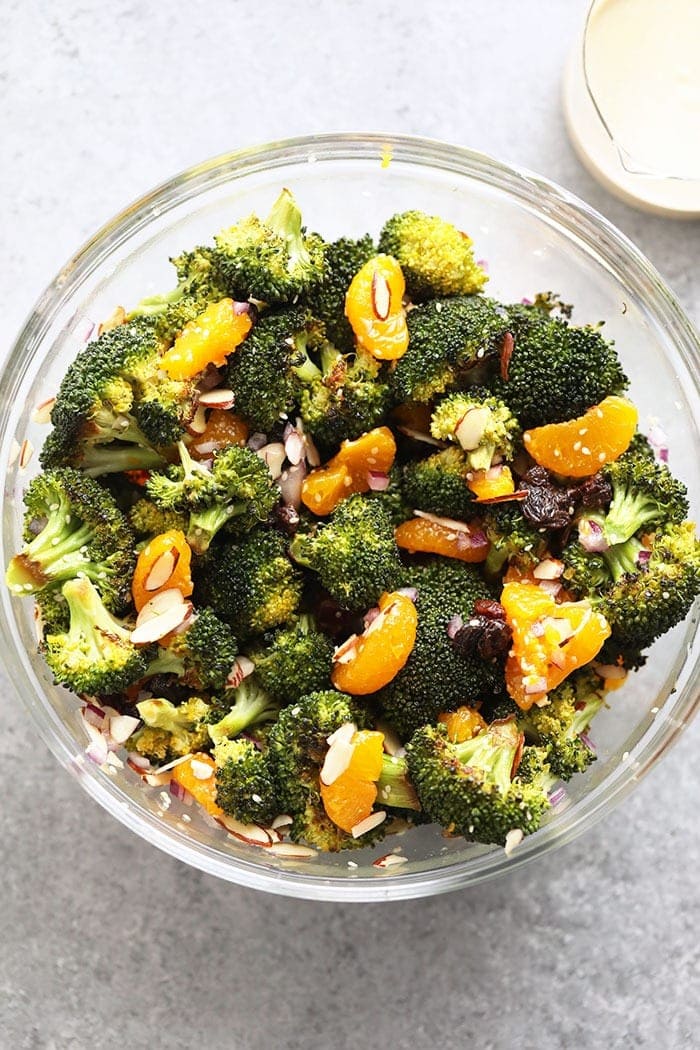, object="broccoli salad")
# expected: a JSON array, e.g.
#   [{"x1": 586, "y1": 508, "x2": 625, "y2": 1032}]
[{"x1": 7, "y1": 190, "x2": 700, "y2": 857}]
